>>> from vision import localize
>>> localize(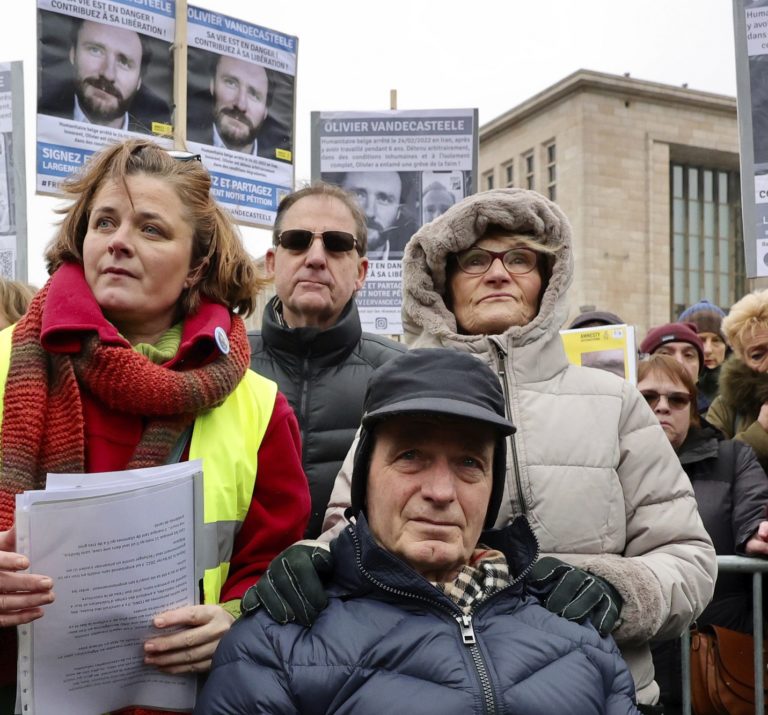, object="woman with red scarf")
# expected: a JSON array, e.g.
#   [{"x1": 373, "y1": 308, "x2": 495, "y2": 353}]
[{"x1": 0, "y1": 139, "x2": 310, "y2": 712}]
